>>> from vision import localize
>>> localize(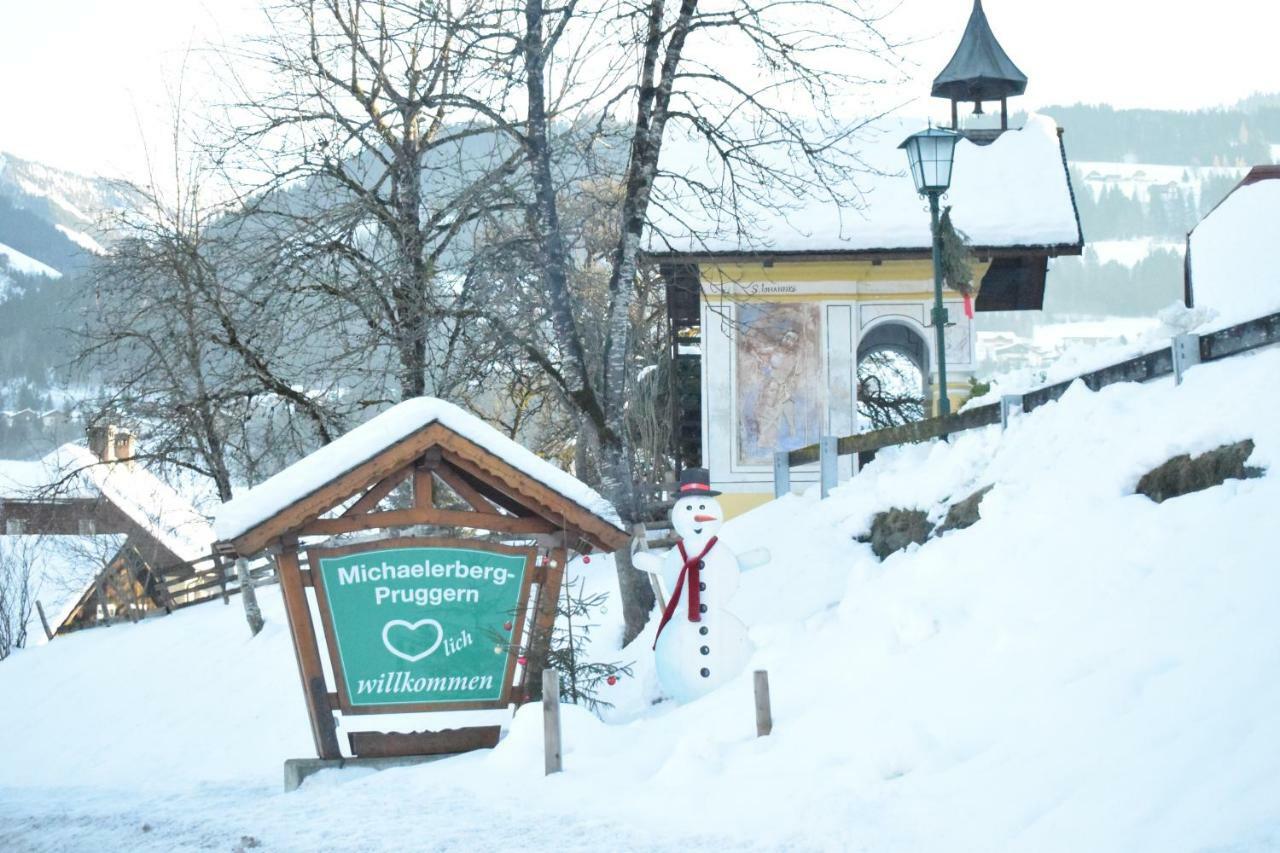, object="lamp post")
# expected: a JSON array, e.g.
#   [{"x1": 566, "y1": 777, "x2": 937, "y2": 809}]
[{"x1": 899, "y1": 126, "x2": 961, "y2": 417}]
